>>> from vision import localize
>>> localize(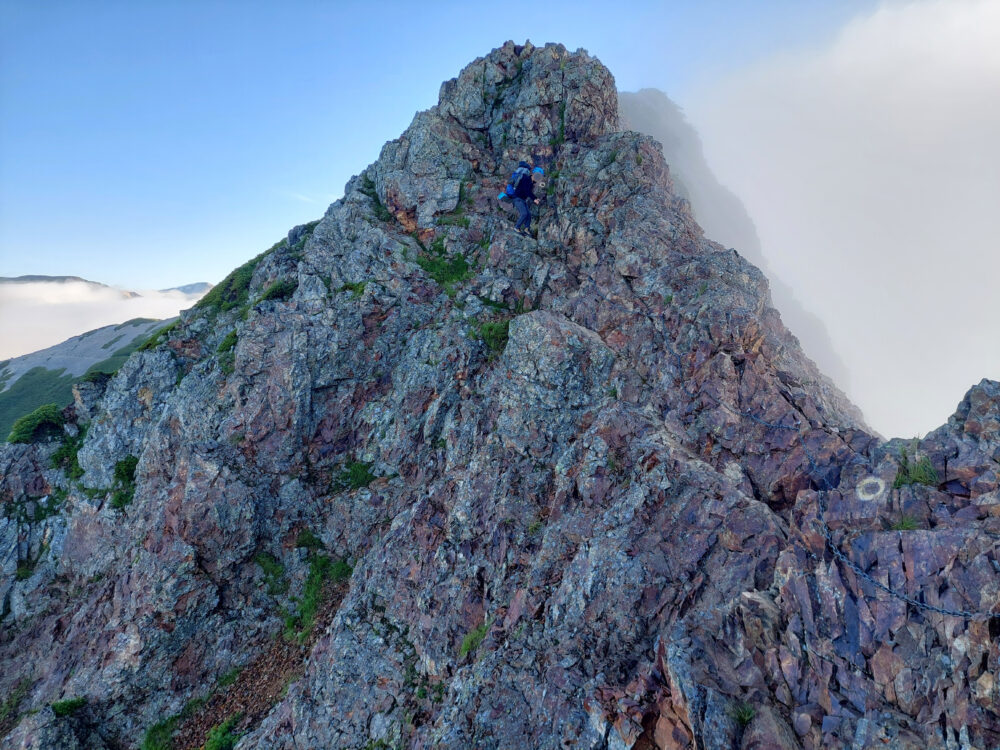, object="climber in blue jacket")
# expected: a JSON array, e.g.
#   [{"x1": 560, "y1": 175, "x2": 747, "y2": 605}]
[{"x1": 503, "y1": 162, "x2": 545, "y2": 236}]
